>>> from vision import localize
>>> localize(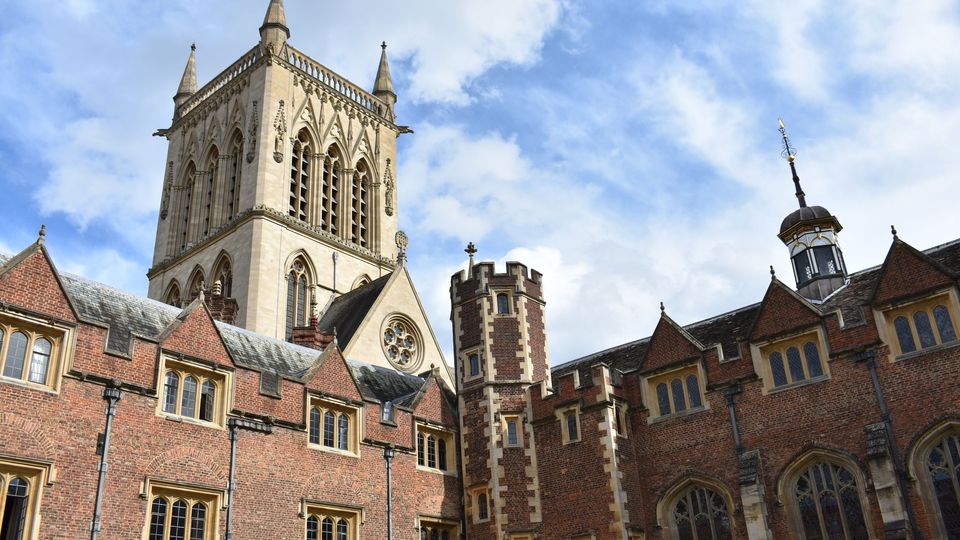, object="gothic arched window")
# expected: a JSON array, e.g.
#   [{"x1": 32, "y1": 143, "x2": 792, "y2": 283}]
[
  {"x1": 322, "y1": 146, "x2": 342, "y2": 234},
  {"x1": 669, "y1": 485, "x2": 732, "y2": 540},
  {"x1": 290, "y1": 130, "x2": 312, "y2": 222},
  {"x1": 225, "y1": 131, "x2": 243, "y2": 222},
  {"x1": 178, "y1": 162, "x2": 197, "y2": 251},
  {"x1": 188, "y1": 269, "x2": 205, "y2": 300},
  {"x1": 923, "y1": 431, "x2": 960, "y2": 537},
  {"x1": 285, "y1": 257, "x2": 312, "y2": 339},
  {"x1": 351, "y1": 159, "x2": 370, "y2": 247},
  {"x1": 790, "y1": 459, "x2": 869, "y2": 539},
  {"x1": 213, "y1": 256, "x2": 233, "y2": 298},
  {"x1": 165, "y1": 283, "x2": 182, "y2": 308},
  {"x1": 201, "y1": 146, "x2": 219, "y2": 237}
]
